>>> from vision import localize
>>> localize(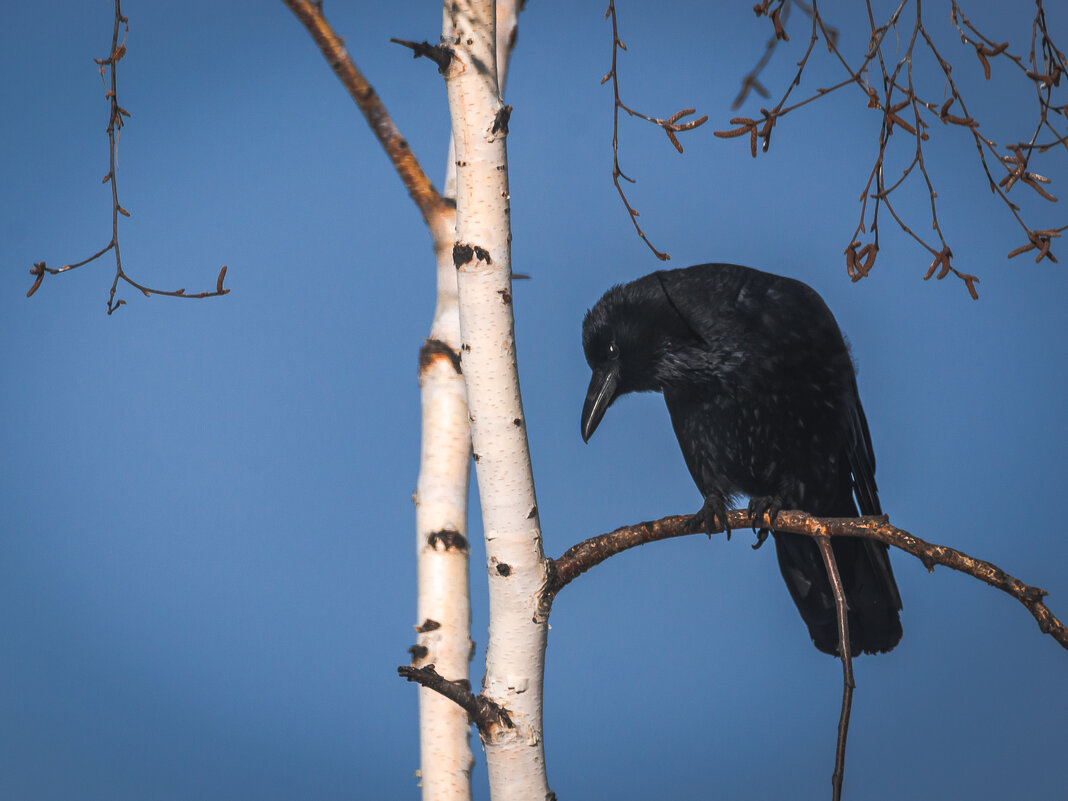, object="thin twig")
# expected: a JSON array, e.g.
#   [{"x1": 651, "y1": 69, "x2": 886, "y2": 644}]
[
  {"x1": 603, "y1": 0, "x2": 708, "y2": 262},
  {"x1": 27, "y1": 0, "x2": 229, "y2": 313},
  {"x1": 717, "y1": 0, "x2": 1066, "y2": 297},
  {"x1": 732, "y1": 0, "x2": 814, "y2": 109},
  {"x1": 816, "y1": 535, "x2": 853, "y2": 801}
]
